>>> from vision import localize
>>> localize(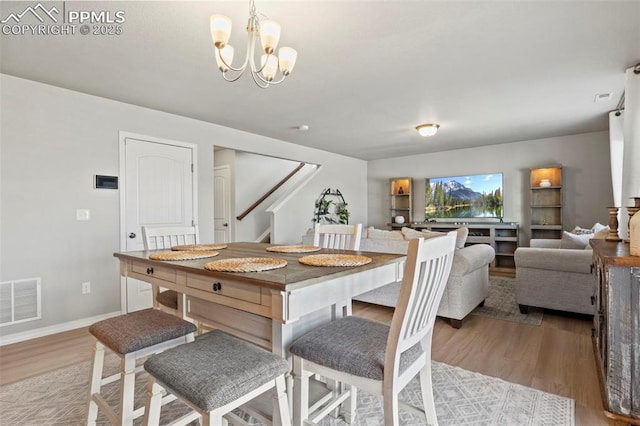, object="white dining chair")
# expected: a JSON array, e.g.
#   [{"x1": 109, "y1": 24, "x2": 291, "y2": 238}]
[
  {"x1": 290, "y1": 232, "x2": 457, "y2": 426},
  {"x1": 313, "y1": 223, "x2": 362, "y2": 252},
  {"x1": 141, "y1": 225, "x2": 199, "y2": 318},
  {"x1": 313, "y1": 223, "x2": 362, "y2": 318}
]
